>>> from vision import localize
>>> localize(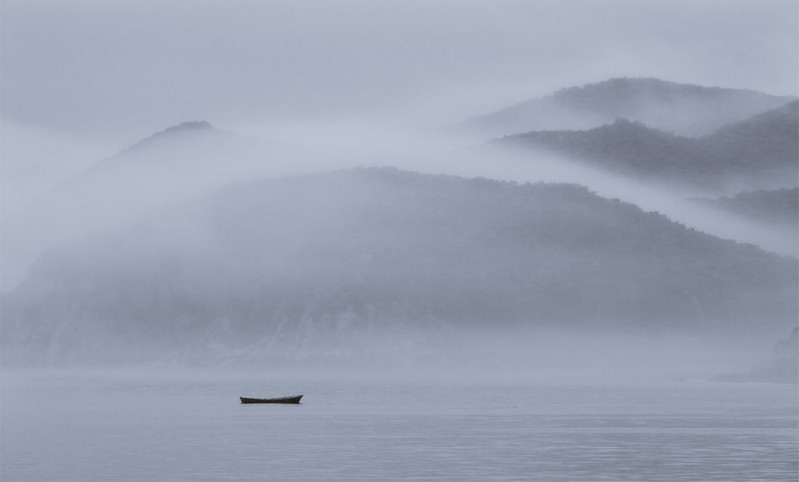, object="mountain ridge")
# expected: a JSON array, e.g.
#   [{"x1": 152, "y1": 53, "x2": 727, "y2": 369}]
[
  {"x1": 1, "y1": 119, "x2": 294, "y2": 291},
  {"x1": 459, "y1": 77, "x2": 796, "y2": 138},
  {"x1": 497, "y1": 100, "x2": 799, "y2": 191},
  {"x1": 121, "y1": 120, "x2": 221, "y2": 154},
  {"x1": 694, "y1": 187, "x2": 799, "y2": 229},
  {"x1": 4, "y1": 168, "x2": 795, "y2": 365}
]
